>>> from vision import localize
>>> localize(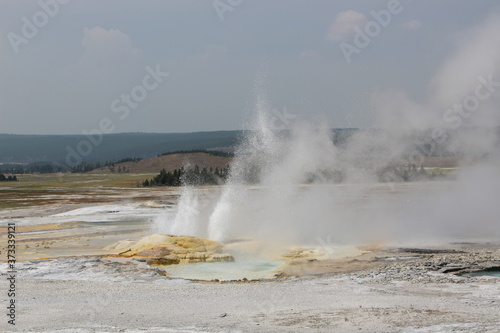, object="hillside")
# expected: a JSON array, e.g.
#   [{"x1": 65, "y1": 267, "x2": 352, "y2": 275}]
[{"x1": 90, "y1": 152, "x2": 232, "y2": 174}]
